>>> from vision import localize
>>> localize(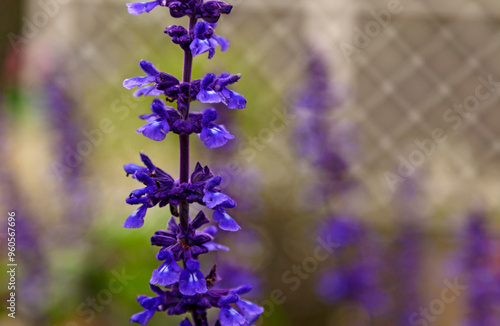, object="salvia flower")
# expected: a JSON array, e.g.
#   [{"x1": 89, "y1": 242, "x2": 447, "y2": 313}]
[
  {"x1": 123, "y1": 60, "x2": 179, "y2": 97},
  {"x1": 150, "y1": 250, "x2": 181, "y2": 286},
  {"x1": 122, "y1": 1, "x2": 262, "y2": 324},
  {"x1": 152, "y1": 212, "x2": 227, "y2": 264},
  {"x1": 179, "y1": 258, "x2": 208, "y2": 295},
  {"x1": 203, "y1": 176, "x2": 240, "y2": 231},
  {"x1": 190, "y1": 21, "x2": 229, "y2": 59},
  {"x1": 197, "y1": 73, "x2": 246, "y2": 109},
  {"x1": 137, "y1": 99, "x2": 172, "y2": 141},
  {"x1": 129, "y1": 284, "x2": 167, "y2": 325},
  {"x1": 200, "y1": 108, "x2": 234, "y2": 148}
]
